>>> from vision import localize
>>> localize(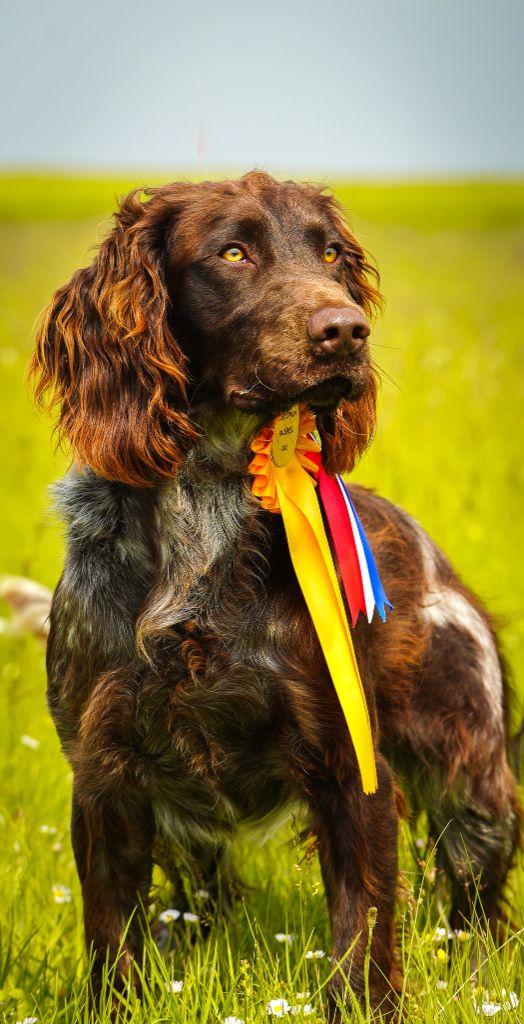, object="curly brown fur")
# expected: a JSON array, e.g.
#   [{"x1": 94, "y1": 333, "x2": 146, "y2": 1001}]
[{"x1": 30, "y1": 172, "x2": 520, "y2": 1015}]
